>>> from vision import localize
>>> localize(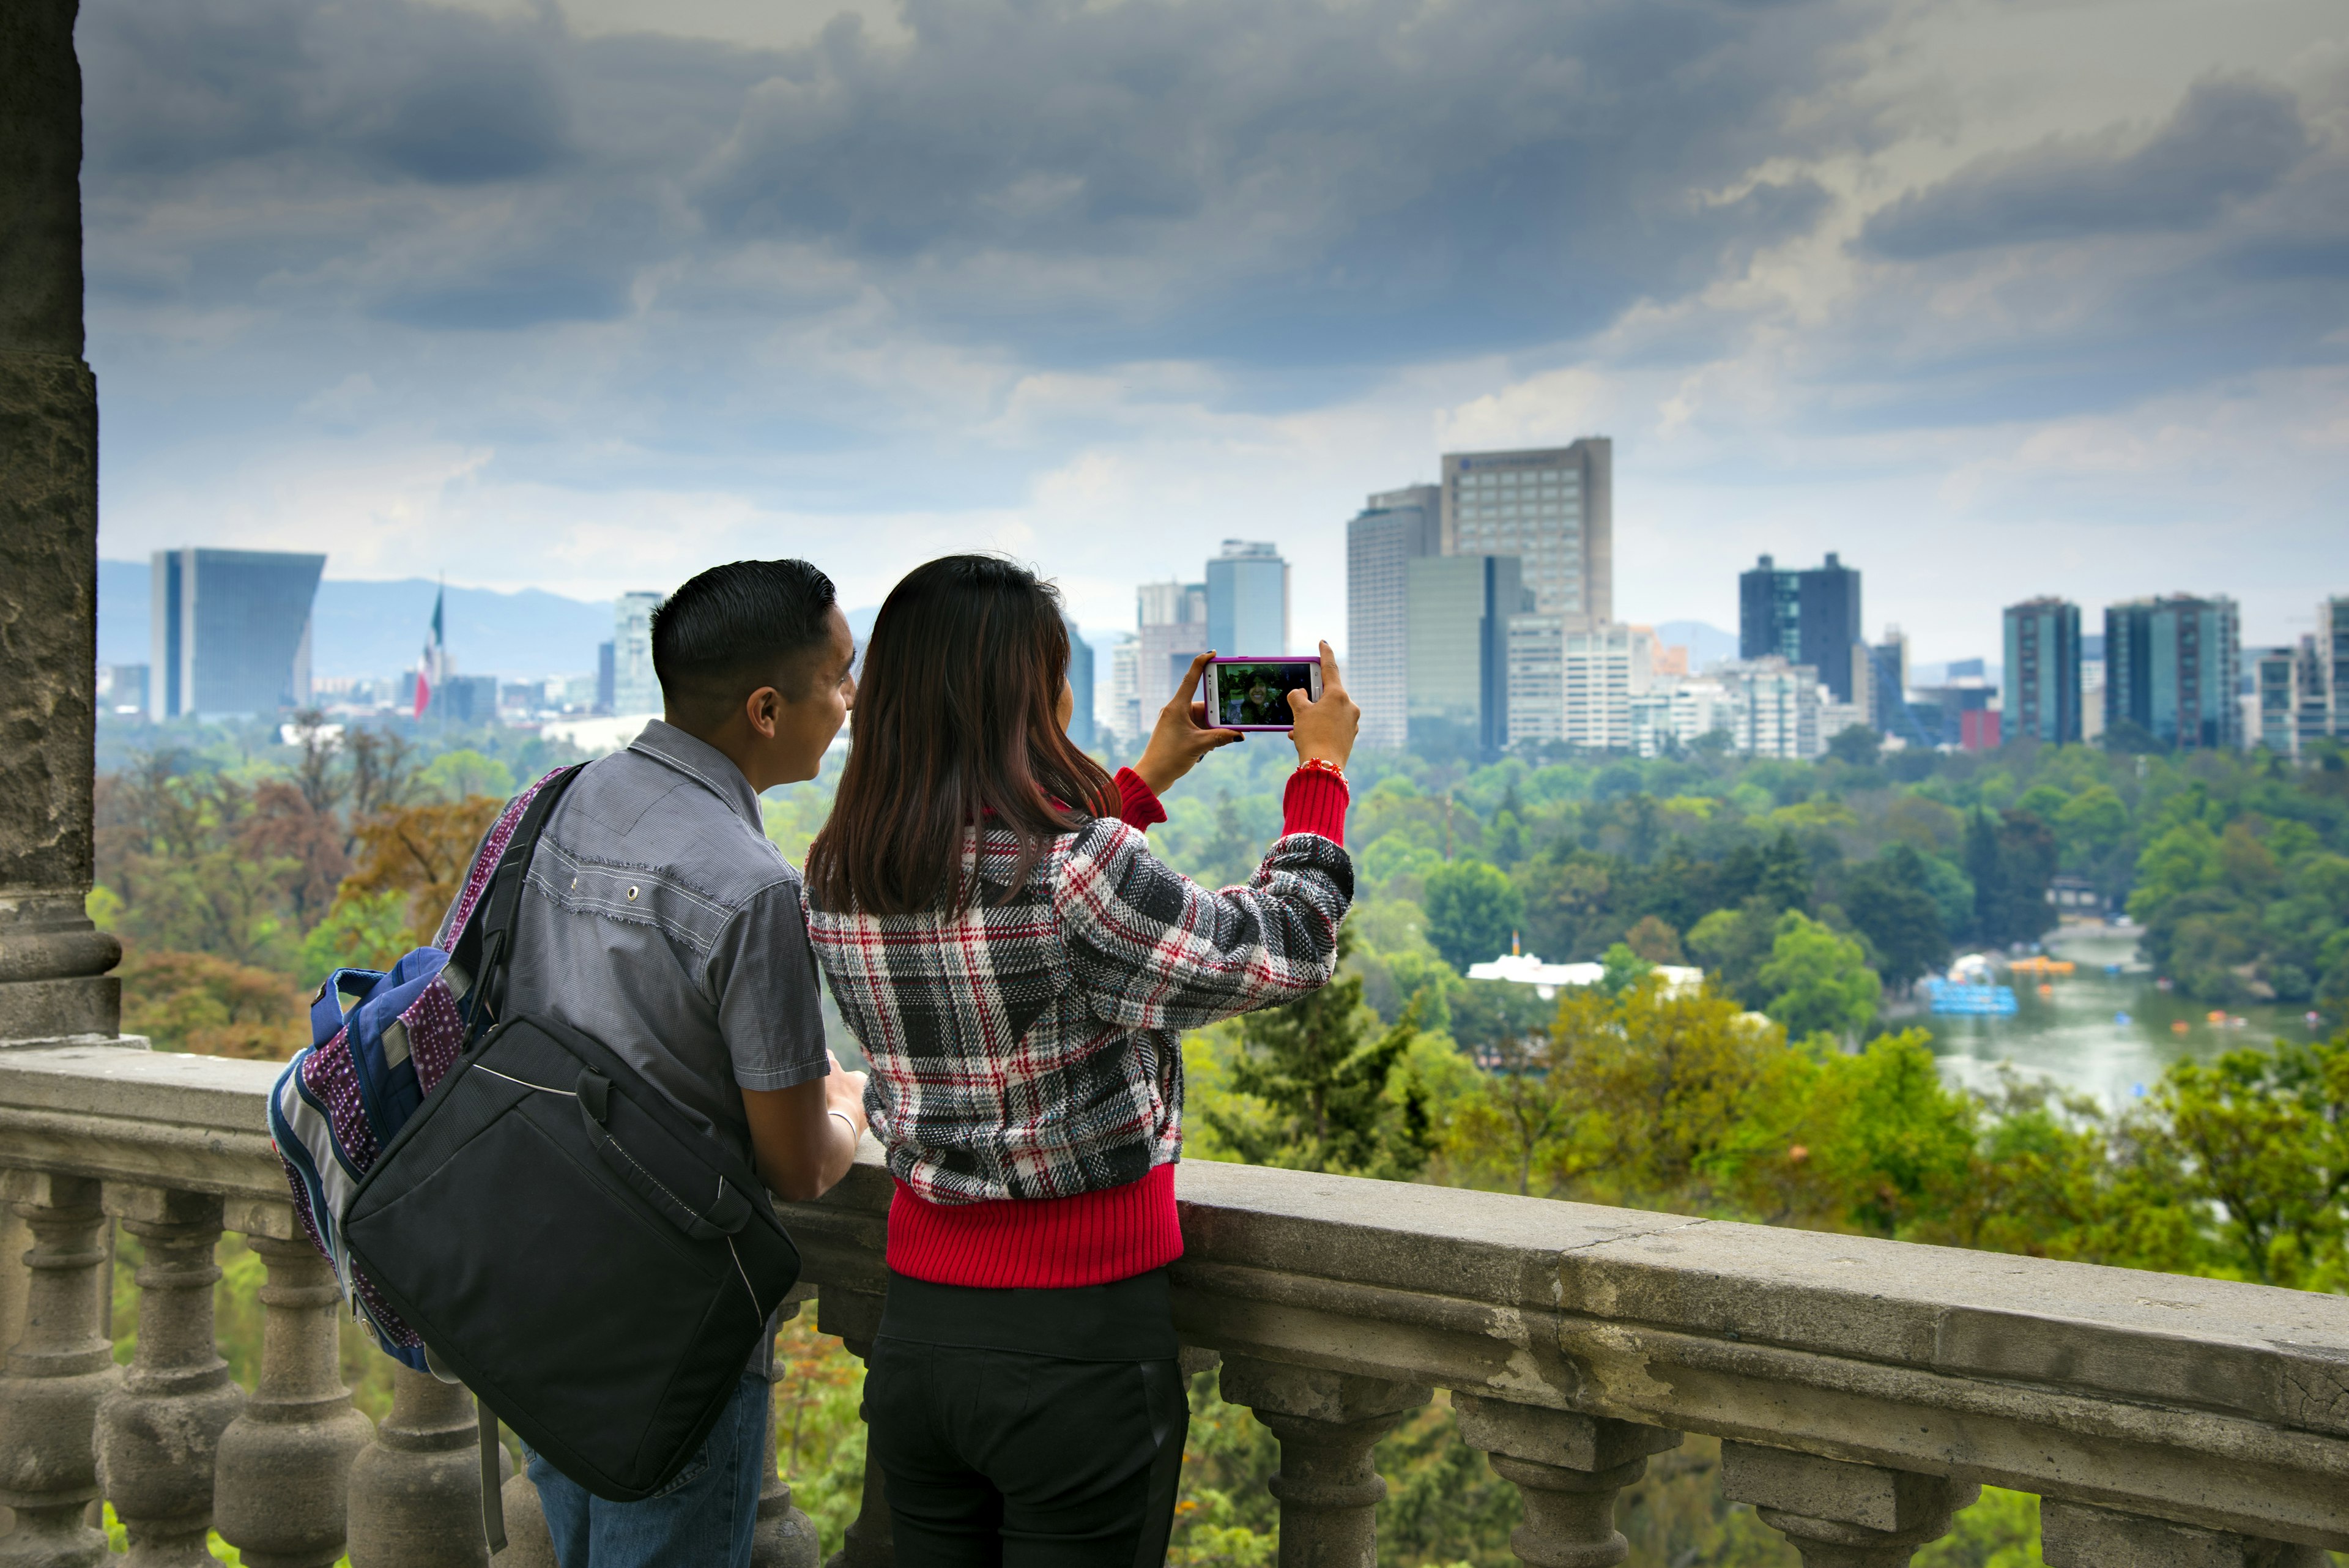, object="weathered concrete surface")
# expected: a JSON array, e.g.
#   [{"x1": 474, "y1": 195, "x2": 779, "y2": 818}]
[
  {"x1": 0, "y1": 0, "x2": 86, "y2": 359},
  {"x1": 1, "y1": 0, "x2": 117, "y2": 1045},
  {"x1": 8, "y1": 1052, "x2": 2349, "y2": 1549}
]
